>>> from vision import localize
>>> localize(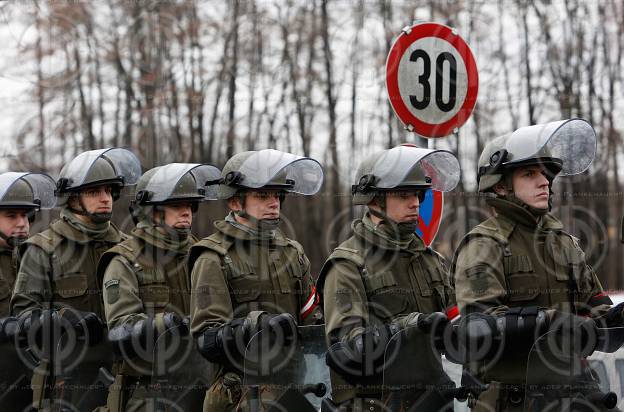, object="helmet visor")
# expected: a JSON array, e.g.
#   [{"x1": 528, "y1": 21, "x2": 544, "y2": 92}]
[
  {"x1": 373, "y1": 146, "x2": 460, "y2": 192},
  {"x1": 61, "y1": 148, "x2": 142, "y2": 189},
  {"x1": 238, "y1": 149, "x2": 324, "y2": 195},
  {"x1": 504, "y1": 119, "x2": 596, "y2": 176},
  {"x1": 144, "y1": 163, "x2": 222, "y2": 202},
  {"x1": 0, "y1": 172, "x2": 56, "y2": 209}
]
